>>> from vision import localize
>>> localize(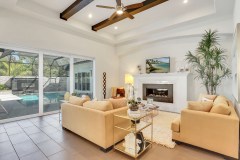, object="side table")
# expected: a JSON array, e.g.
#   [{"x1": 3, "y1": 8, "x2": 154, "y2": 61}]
[{"x1": 113, "y1": 111, "x2": 153, "y2": 159}]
